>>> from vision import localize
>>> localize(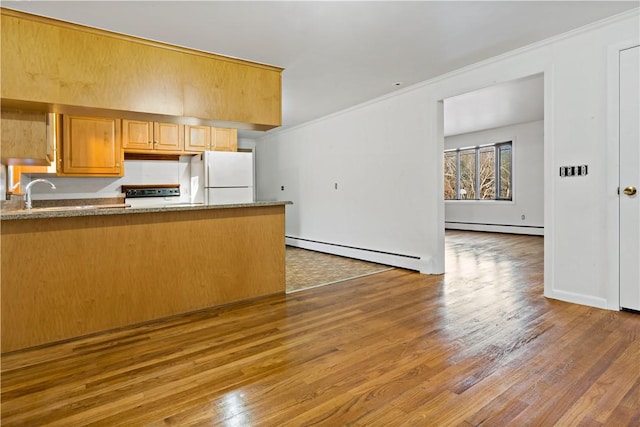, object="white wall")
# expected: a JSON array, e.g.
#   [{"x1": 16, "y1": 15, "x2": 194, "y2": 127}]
[
  {"x1": 27, "y1": 140, "x2": 260, "y2": 203},
  {"x1": 256, "y1": 10, "x2": 639, "y2": 309},
  {"x1": 257, "y1": 88, "x2": 440, "y2": 273},
  {"x1": 445, "y1": 120, "x2": 544, "y2": 235},
  {"x1": 26, "y1": 157, "x2": 192, "y2": 203}
]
